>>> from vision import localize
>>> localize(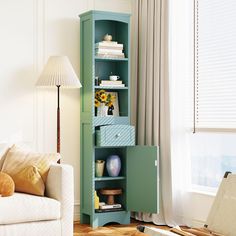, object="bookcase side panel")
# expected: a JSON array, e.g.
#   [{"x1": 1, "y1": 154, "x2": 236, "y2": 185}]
[
  {"x1": 80, "y1": 17, "x2": 93, "y2": 115},
  {"x1": 80, "y1": 14, "x2": 94, "y2": 223}
]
